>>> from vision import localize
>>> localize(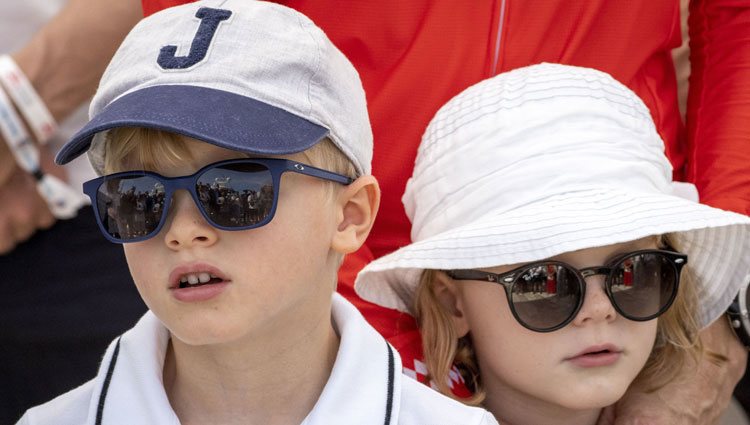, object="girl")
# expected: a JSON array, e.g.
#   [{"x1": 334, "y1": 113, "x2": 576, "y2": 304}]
[{"x1": 355, "y1": 63, "x2": 750, "y2": 425}]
